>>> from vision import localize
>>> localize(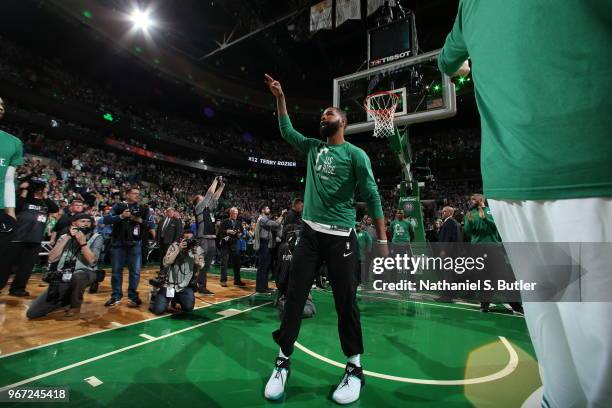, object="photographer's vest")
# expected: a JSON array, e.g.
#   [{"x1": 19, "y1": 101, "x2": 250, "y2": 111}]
[
  {"x1": 162, "y1": 243, "x2": 200, "y2": 292},
  {"x1": 12, "y1": 198, "x2": 51, "y2": 243},
  {"x1": 111, "y1": 203, "x2": 147, "y2": 243},
  {"x1": 56, "y1": 233, "x2": 102, "y2": 271}
]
